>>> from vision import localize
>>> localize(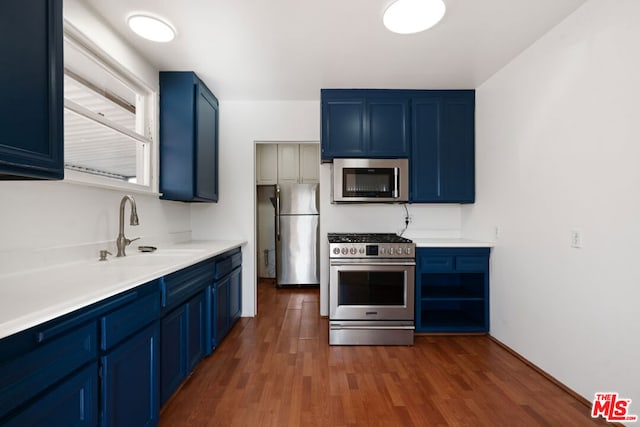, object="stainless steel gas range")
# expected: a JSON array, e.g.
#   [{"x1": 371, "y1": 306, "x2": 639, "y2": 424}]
[{"x1": 328, "y1": 233, "x2": 415, "y2": 345}]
